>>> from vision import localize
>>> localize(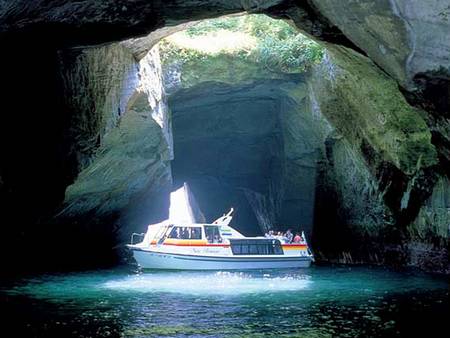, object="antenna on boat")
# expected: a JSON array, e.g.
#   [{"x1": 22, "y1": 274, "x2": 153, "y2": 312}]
[{"x1": 212, "y1": 207, "x2": 234, "y2": 225}]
